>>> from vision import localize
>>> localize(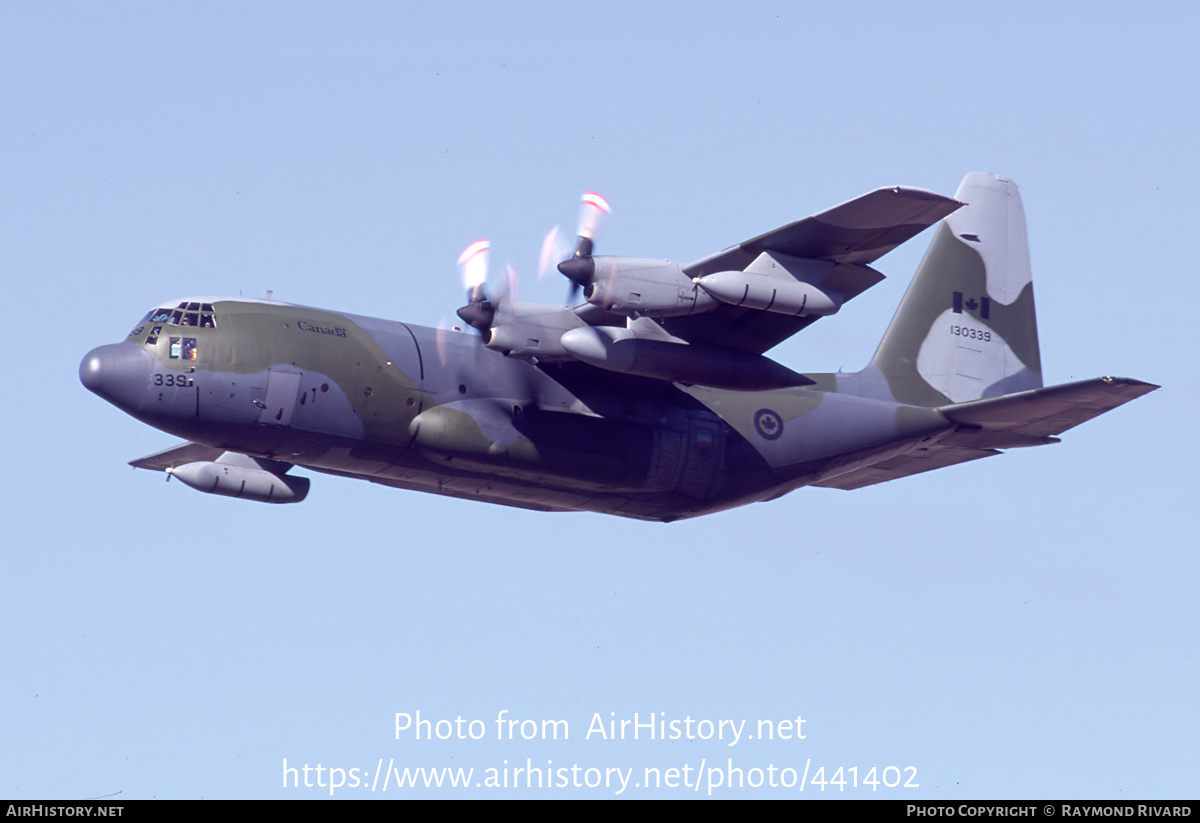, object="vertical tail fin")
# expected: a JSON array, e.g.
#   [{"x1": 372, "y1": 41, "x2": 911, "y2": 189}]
[{"x1": 867, "y1": 173, "x2": 1042, "y2": 407}]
